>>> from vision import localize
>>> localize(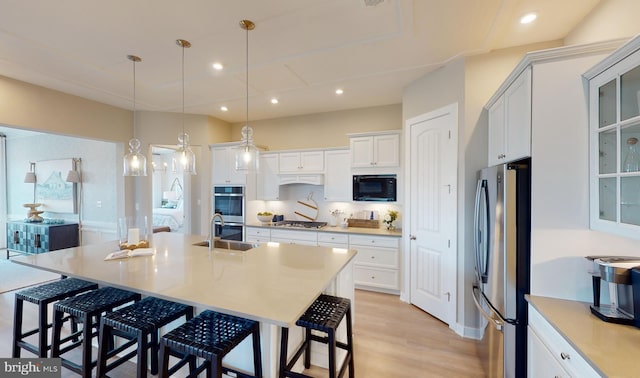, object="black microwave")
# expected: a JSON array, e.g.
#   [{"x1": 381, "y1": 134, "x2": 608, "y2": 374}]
[{"x1": 353, "y1": 175, "x2": 397, "y2": 202}]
